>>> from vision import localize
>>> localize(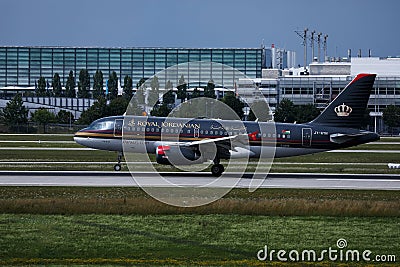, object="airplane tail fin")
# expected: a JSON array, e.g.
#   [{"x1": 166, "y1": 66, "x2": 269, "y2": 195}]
[{"x1": 309, "y1": 73, "x2": 376, "y2": 129}]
